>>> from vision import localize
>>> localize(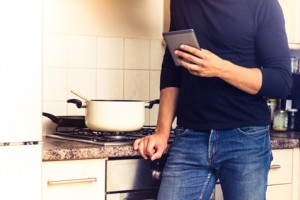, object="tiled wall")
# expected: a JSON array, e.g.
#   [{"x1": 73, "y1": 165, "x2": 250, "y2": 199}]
[{"x1": 42, "y1": 0, "x2": 165, "y2": 134}]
